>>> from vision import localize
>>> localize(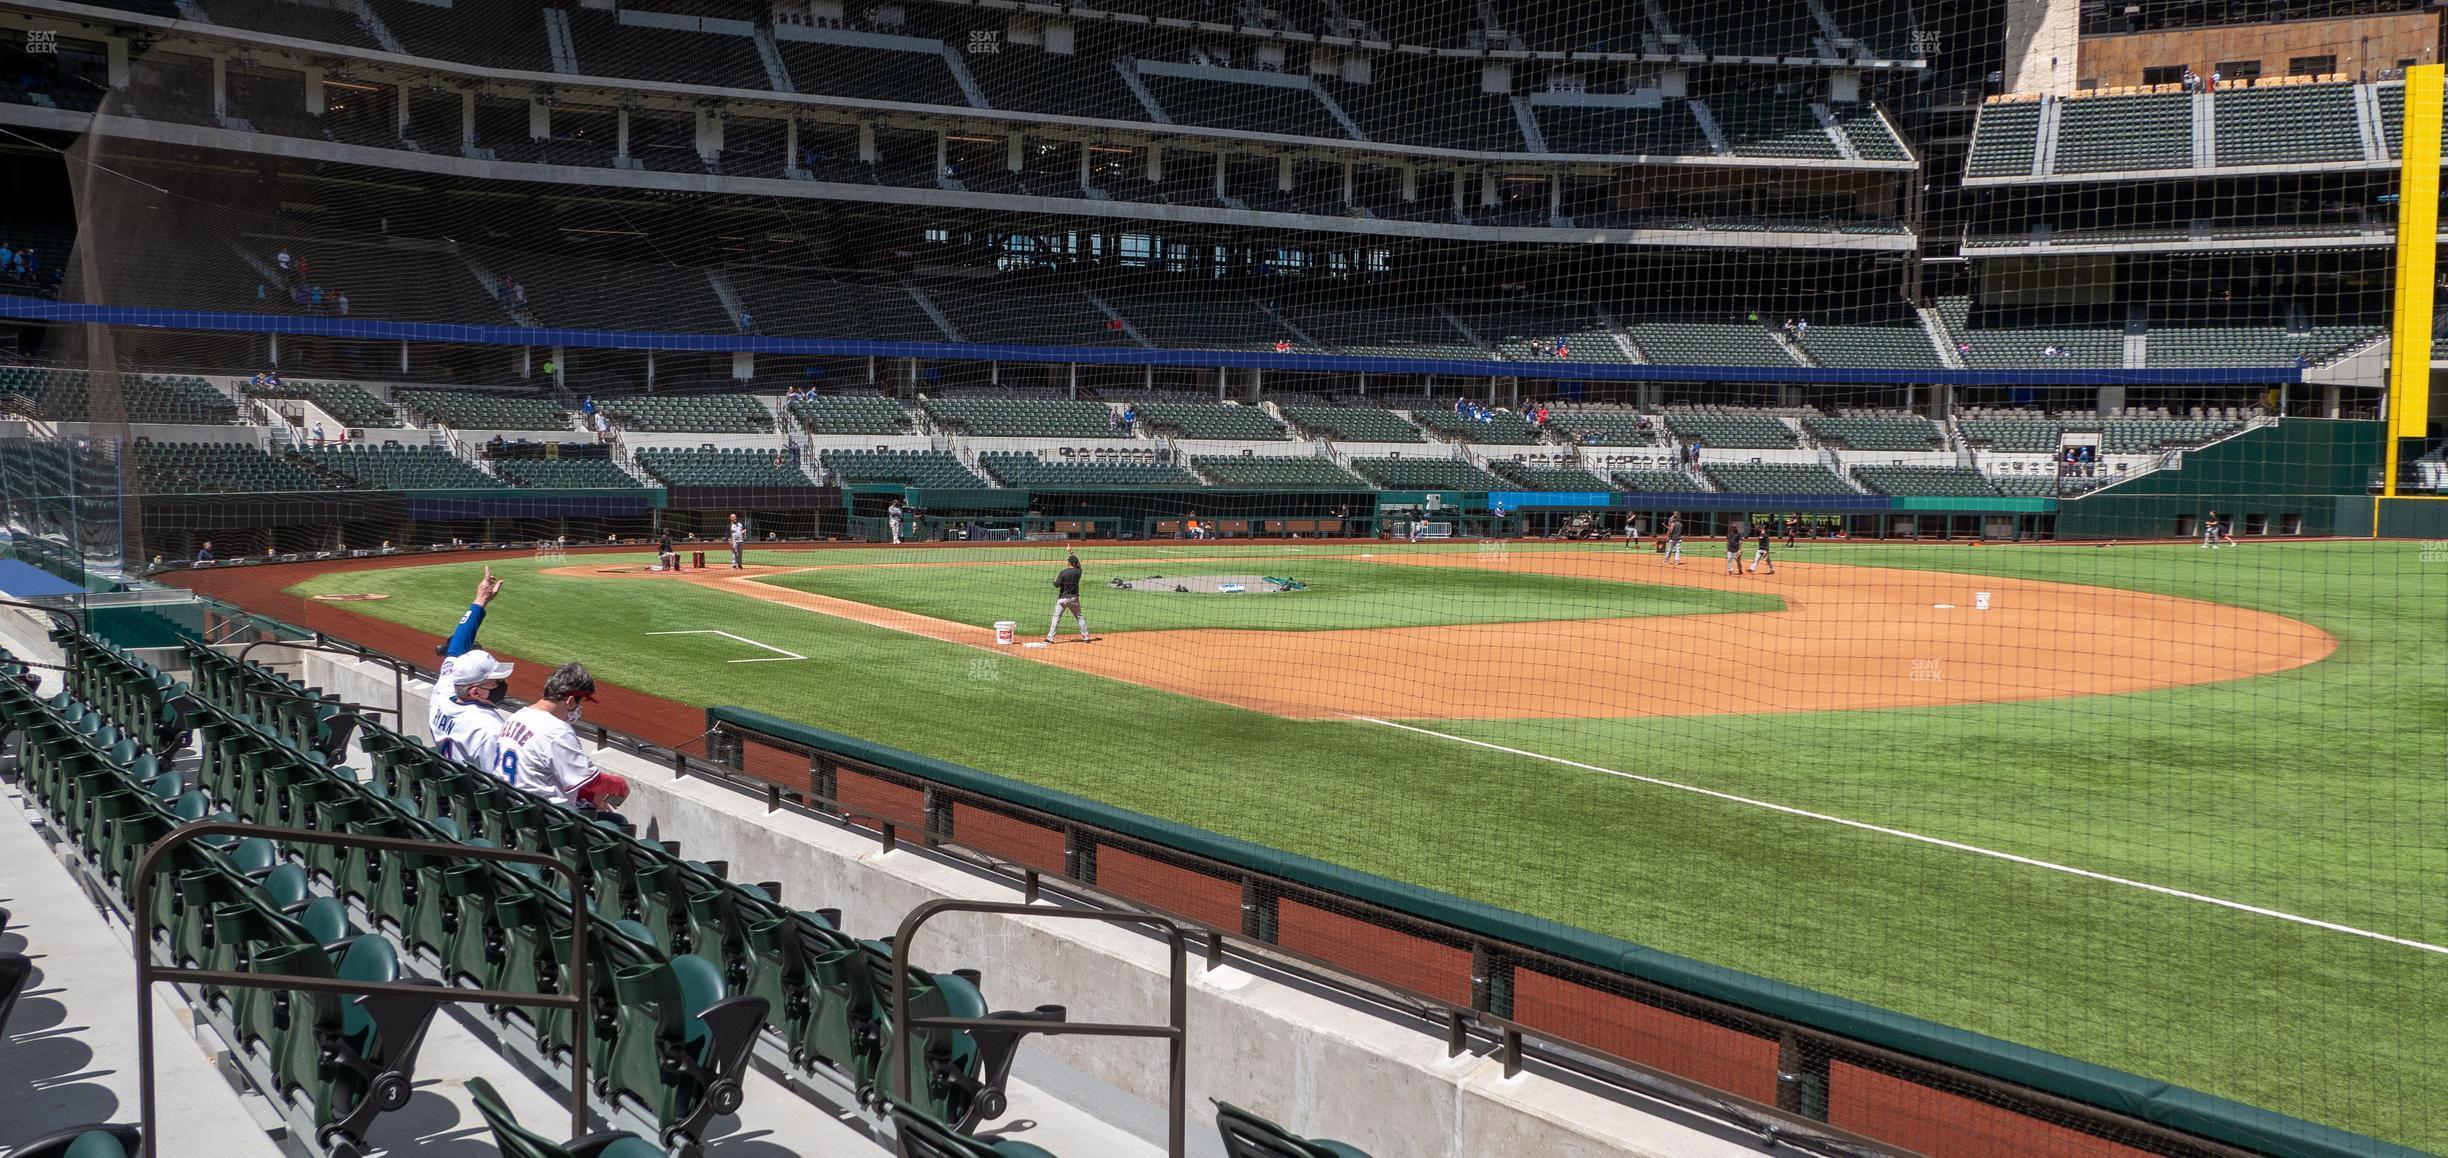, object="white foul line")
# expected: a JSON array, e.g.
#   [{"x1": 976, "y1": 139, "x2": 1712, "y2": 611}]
[
  {"x1": 645, "y1": 629, "x2": 807, "y2": 663},
  {"x1": 1352, "y1": 716, "x2": 2448, "y2": 956}
]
